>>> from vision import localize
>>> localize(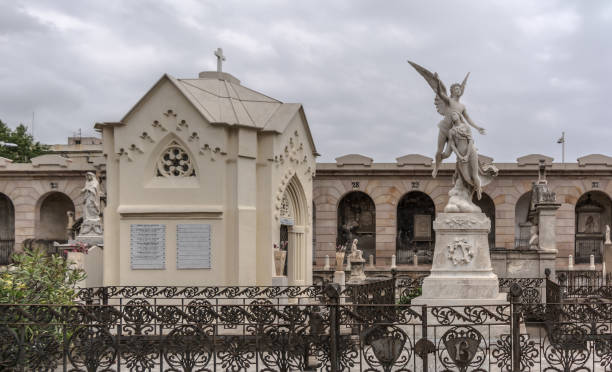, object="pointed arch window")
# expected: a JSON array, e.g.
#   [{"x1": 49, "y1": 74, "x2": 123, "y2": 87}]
[{"x1": 156, "y1": 141, "x2": 195, "y2": 177}]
